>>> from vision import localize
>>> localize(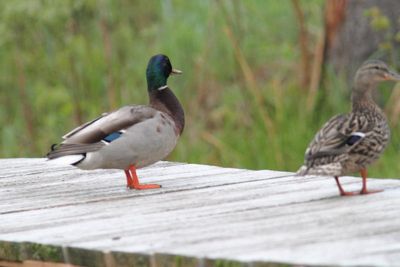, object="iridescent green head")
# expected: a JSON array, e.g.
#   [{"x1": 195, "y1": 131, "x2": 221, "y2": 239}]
[{"x1": 146, "y1": 54, "x2": 182, "y2": 92}]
